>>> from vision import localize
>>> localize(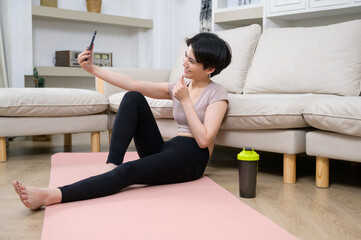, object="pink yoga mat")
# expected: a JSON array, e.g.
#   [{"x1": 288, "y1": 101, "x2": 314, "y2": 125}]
[{"x1": 42, "y1": 152, "x2": 298, "y2": 240}]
